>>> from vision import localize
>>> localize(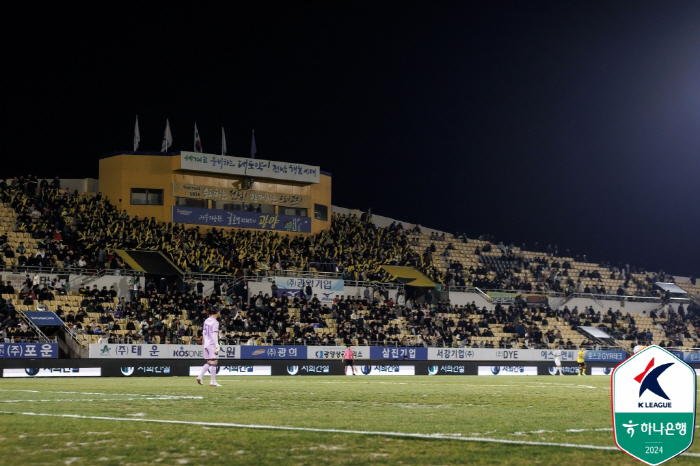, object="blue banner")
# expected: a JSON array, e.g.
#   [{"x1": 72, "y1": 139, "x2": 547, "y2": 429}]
[
  {"x1": 584, "y1": 350, "x2": 627, "y2": 362},
  {"x1": 172, "y1": 206, "x2": 311, "y2": 232},
  {"x1": 0, "y1": 343, "x2": 58, "y2": 359},
  {"x1": 23, "y1": 311, "x2": 64, "y2": 326},
  {"x1": 682, "y1": 352, "x2": 700, "y2": 364},
  {"x1": 239, "y1": 346, "x2": 307, "y2": 359},
  {"x1": 369, "y1": 347, "x2": 428, "y2": 360}
]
